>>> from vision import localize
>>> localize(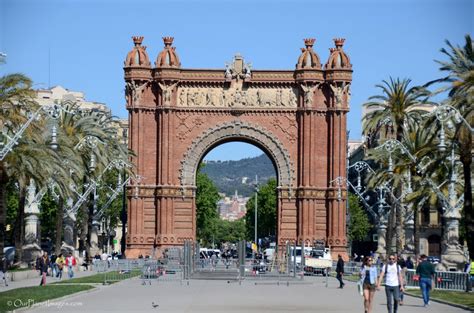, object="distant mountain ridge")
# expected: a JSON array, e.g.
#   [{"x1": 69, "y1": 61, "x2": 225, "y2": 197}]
[{"x1": 201, "y1": 154, "x2": 276, "y2": 197}]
